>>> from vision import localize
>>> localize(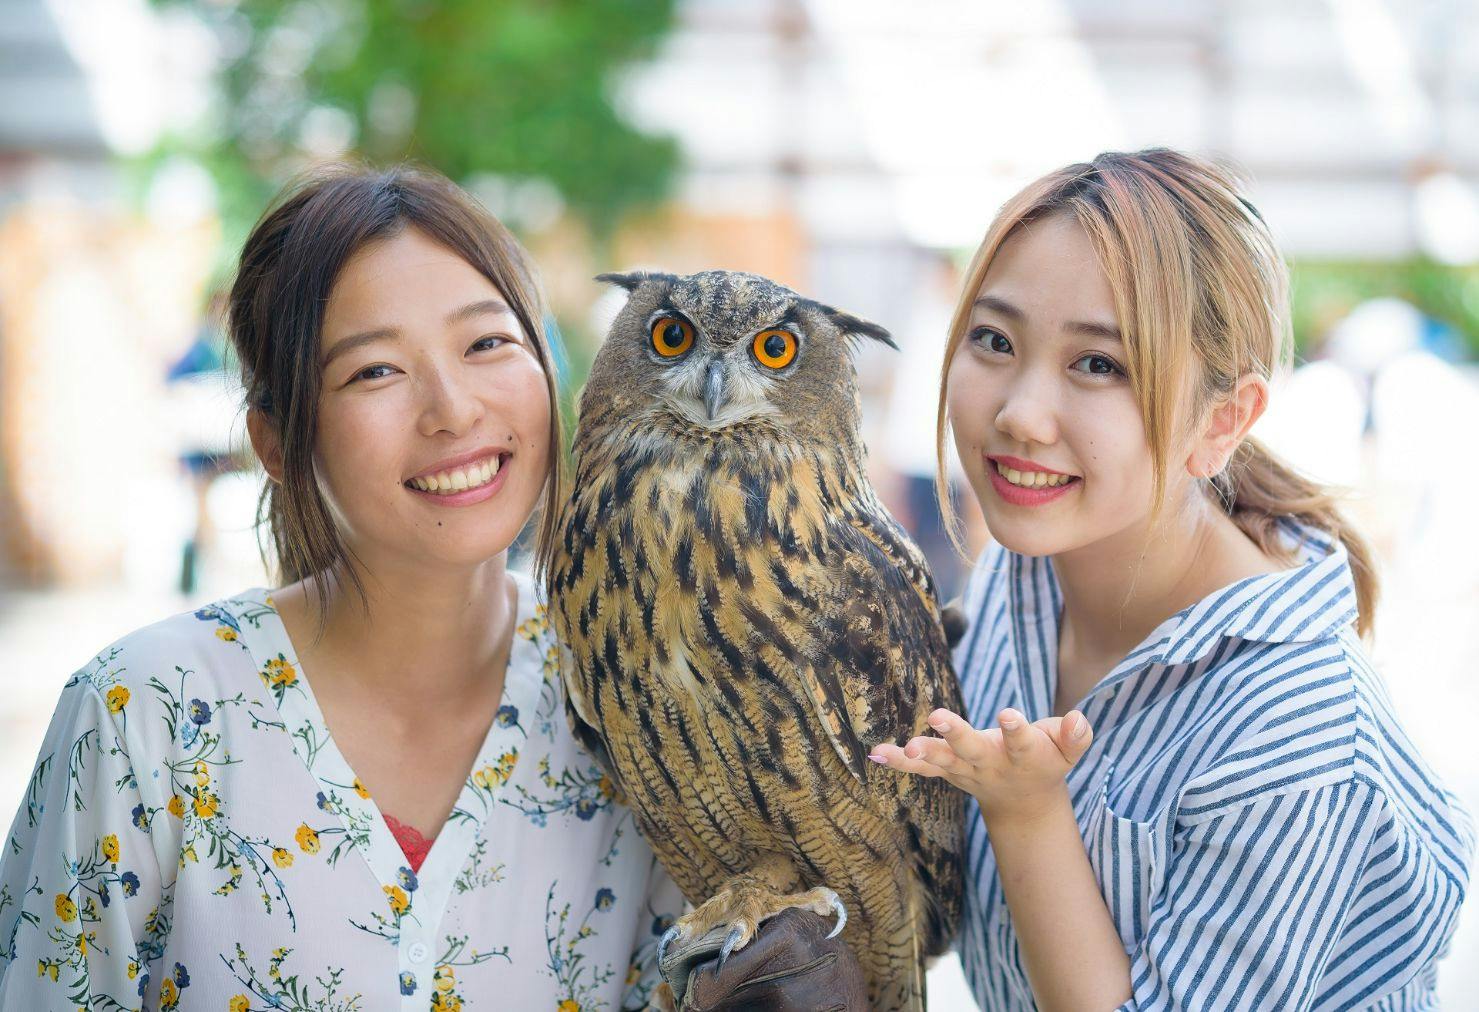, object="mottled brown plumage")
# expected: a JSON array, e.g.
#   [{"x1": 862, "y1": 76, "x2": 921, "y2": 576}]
[{"x1": 547, "y1": 269, "x2": 964, "y2": 1010}]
